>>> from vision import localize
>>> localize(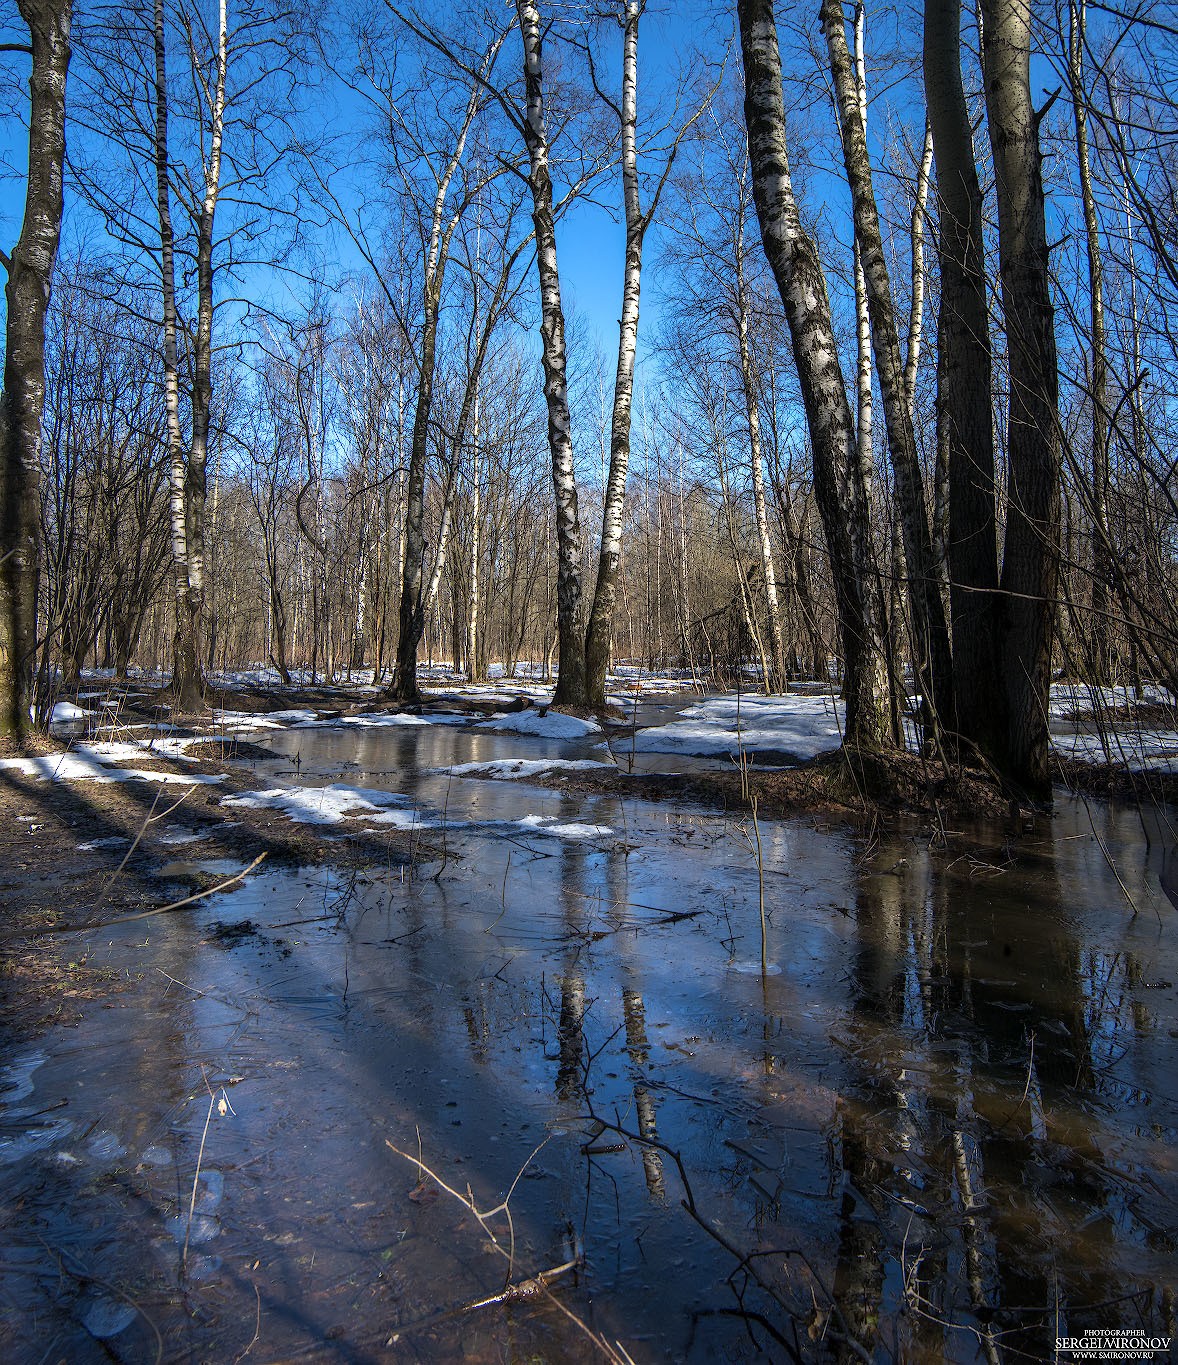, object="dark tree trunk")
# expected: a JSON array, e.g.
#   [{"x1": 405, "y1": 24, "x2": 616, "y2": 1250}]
[
  {"x1": 925, "y1": 0, "x2": 1004, "y2": 761},
  {"x1": 981, "y1": 0, "x2": 1062, "y2": 794},
  {"x1": 0, "y1": 0, "x2": 71, "y2": 741}
]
